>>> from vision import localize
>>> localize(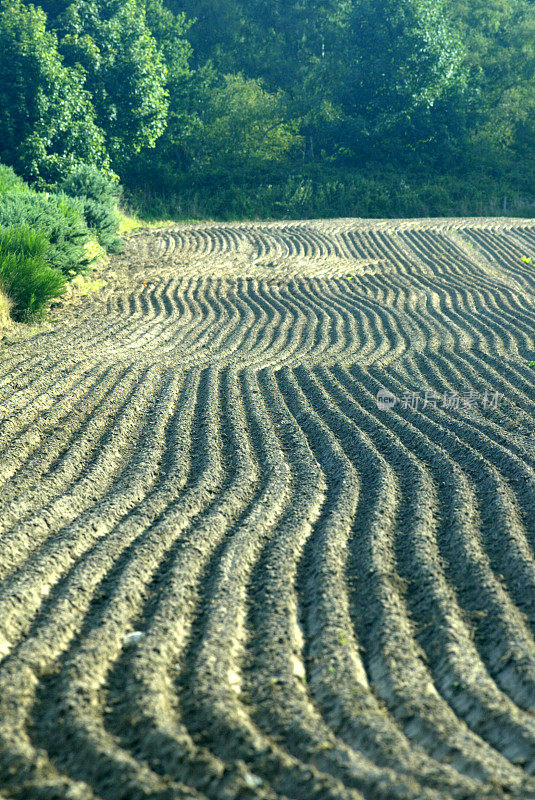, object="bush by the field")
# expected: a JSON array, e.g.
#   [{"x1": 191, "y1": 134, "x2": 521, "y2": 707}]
[
  {"x1": 59, "y1": 166, "x2": 123, "y2": 253},
  {"x1": 0, "y1": 192, "x2": 93, "y2": 277},
  {"x1": 79, "y1": 197, "x2": 123, "y2": 253},
  {"x1": 59, "y1": 166, "x2": 122, "y2": 206},
  {"x1": 0, "y1": 226, "x2": 66, "y2": 319},
  {"x1": 0, "y1": 164, "x2": 29, "y2": 196}
]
